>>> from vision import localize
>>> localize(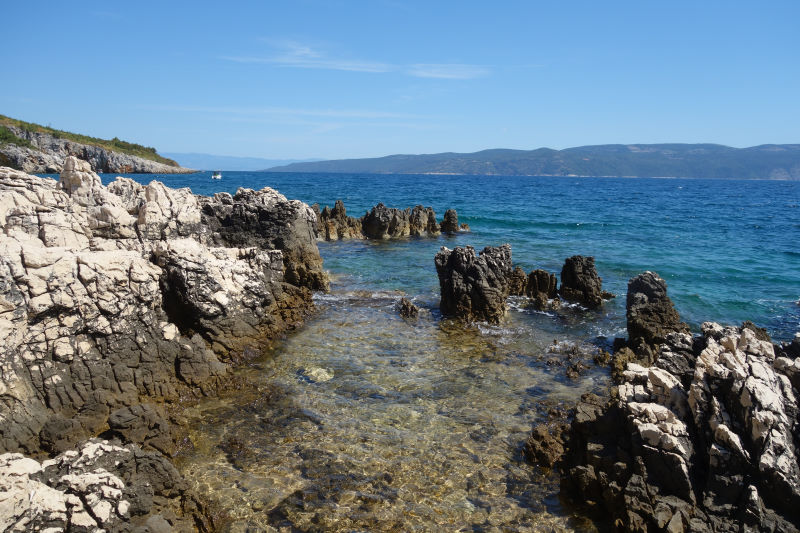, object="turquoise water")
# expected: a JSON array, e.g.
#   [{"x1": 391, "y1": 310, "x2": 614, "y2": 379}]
[{"x1": 102, "y1": 171, "x2": 800, "y2": 341}]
